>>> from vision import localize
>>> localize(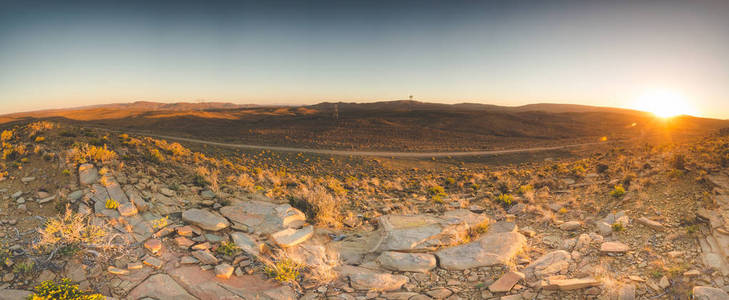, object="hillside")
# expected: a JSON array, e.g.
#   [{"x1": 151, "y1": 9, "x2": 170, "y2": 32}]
[{"x1": 1, "y1": 101, "x2": 727, "y2": 151}]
